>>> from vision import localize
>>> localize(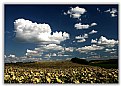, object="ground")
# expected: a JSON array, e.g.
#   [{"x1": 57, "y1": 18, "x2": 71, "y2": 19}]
[{"x1": 4, "y1": 61, "x2": 118, "y2": 84}]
